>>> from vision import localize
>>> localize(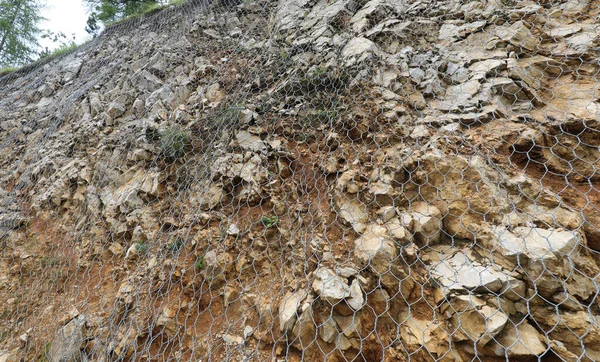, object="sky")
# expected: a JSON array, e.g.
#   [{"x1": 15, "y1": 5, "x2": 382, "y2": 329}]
[{"x1": 38, "y1": 0, "x2": 90, "y2": 51}]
